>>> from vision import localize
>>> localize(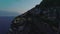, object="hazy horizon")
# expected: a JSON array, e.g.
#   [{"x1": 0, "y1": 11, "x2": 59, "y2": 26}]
[{"x1": 0, "y1": 0, "x2": 42, "y2": 16}]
